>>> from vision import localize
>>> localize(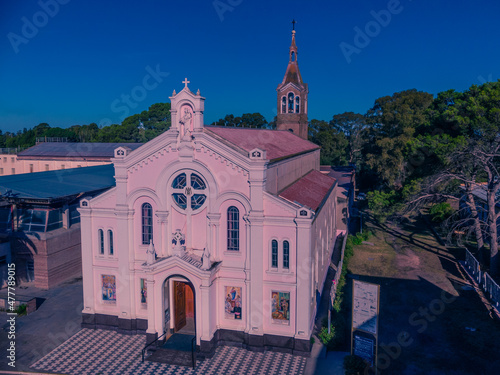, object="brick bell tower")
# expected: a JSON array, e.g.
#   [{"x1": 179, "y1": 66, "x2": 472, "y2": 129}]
[{"x1": 276, "y1": 21, "x2": 309, "y2": 140}]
